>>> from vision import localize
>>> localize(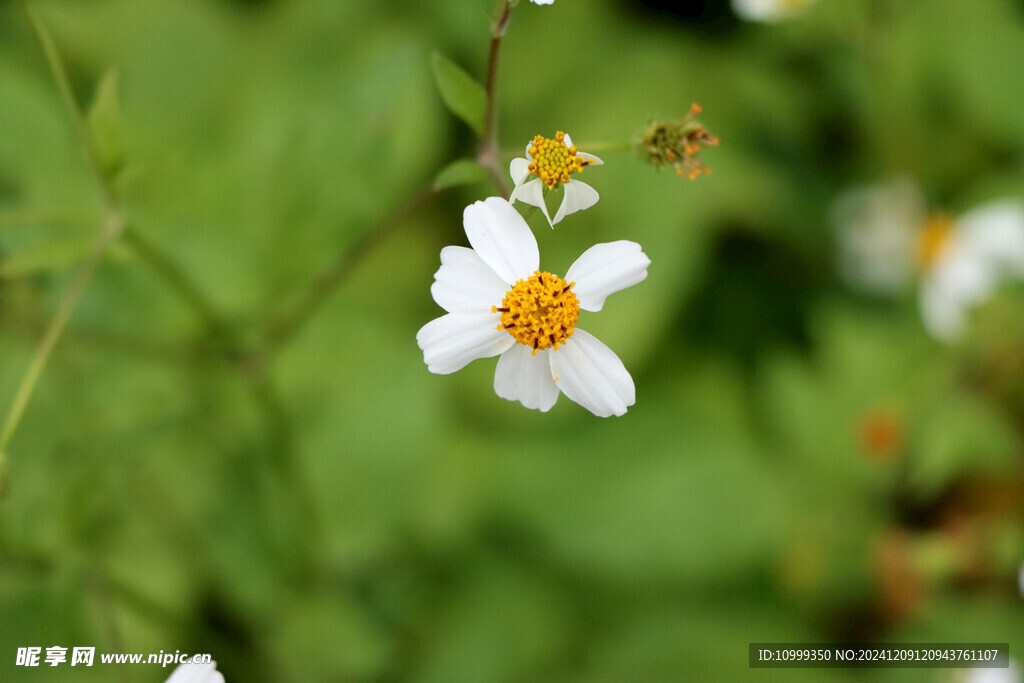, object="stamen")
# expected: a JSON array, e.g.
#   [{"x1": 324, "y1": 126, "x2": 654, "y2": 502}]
[
  {"x1": 917, "y1": 215, "x2": 954, "y2": 271},
  {"x1": 527, "y1": 132, "x2": 594, "y2": 189},
  {"x1": 497, "y1": 271, "x2": 580, "y2": 354}
]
